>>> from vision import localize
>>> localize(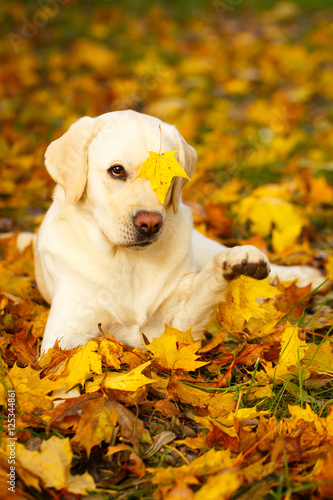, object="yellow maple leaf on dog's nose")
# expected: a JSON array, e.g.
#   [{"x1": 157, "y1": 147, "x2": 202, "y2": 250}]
[{"x1": 135, "y1": 150, "x2": 190, "y2": 204}]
